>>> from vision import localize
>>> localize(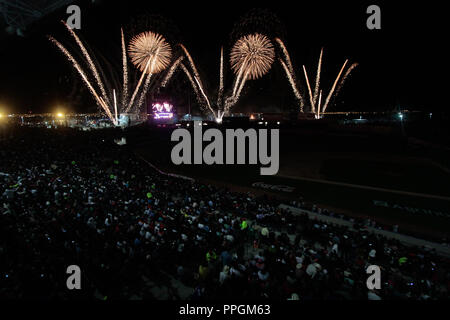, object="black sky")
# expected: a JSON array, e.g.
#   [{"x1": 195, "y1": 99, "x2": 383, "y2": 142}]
[{"x1": 0, "y1": 0, "x2": 447, "y2": 114}]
